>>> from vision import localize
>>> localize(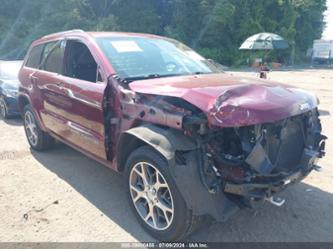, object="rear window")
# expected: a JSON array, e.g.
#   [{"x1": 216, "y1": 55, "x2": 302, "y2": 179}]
[{"x1": 26, "y1": 44, "x2": 44, "y2": 69}]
